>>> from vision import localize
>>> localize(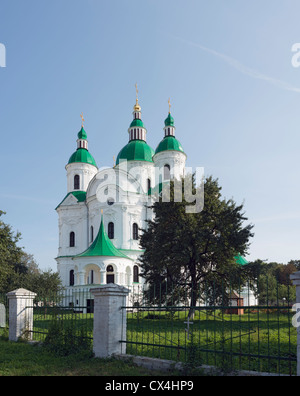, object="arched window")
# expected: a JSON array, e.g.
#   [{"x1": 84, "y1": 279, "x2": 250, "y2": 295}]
[
  {"x1": 108, "y1": 222, "x2": 114, "y2": 239},
  {"x1": 164, "y1": 164, "x2": 171, "y2": 180},
  {"x1": 133, "y1": 223, "x2": 139, "y2": 240},
  {"x1": 106, "y1": 265, "x2": 115, "y2": 284},
  {"x1": 70, "y1": 232, "x2": 75, "y2": 247},
  {"x1": 69, "y1": 270, "x2": 75, "y2": 286},
  {"x1": 74, "y1": 175, "x2": 80, "y2": 190},
  {"x1": 133, "y1": 265, "x2": 139, "y2": 283},
  {"x1": 147, "y1": 178, "x2": 151, "y2": 192},
  {"x1": 90, "y1": 226, "x2": 94, "y2": 243}
]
